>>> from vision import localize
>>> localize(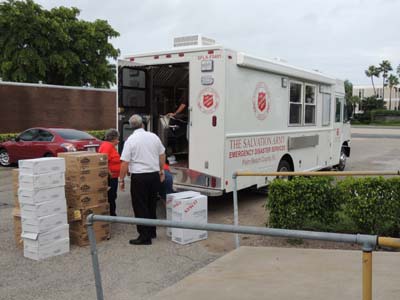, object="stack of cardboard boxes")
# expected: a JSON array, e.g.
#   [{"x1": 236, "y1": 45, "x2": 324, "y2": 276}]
[
  {"x1": 12, "y1": 169, "x2": 22, "y2": 248},
  {"x1": 166, "y1": 191, "x2": 208, "y2": 245},
  {"x1": 18, "y1": 157, "x2": 70, "y2": 260},
  {"x1": 58, "y1": 152, "x2": 110, "y2": 246}
]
